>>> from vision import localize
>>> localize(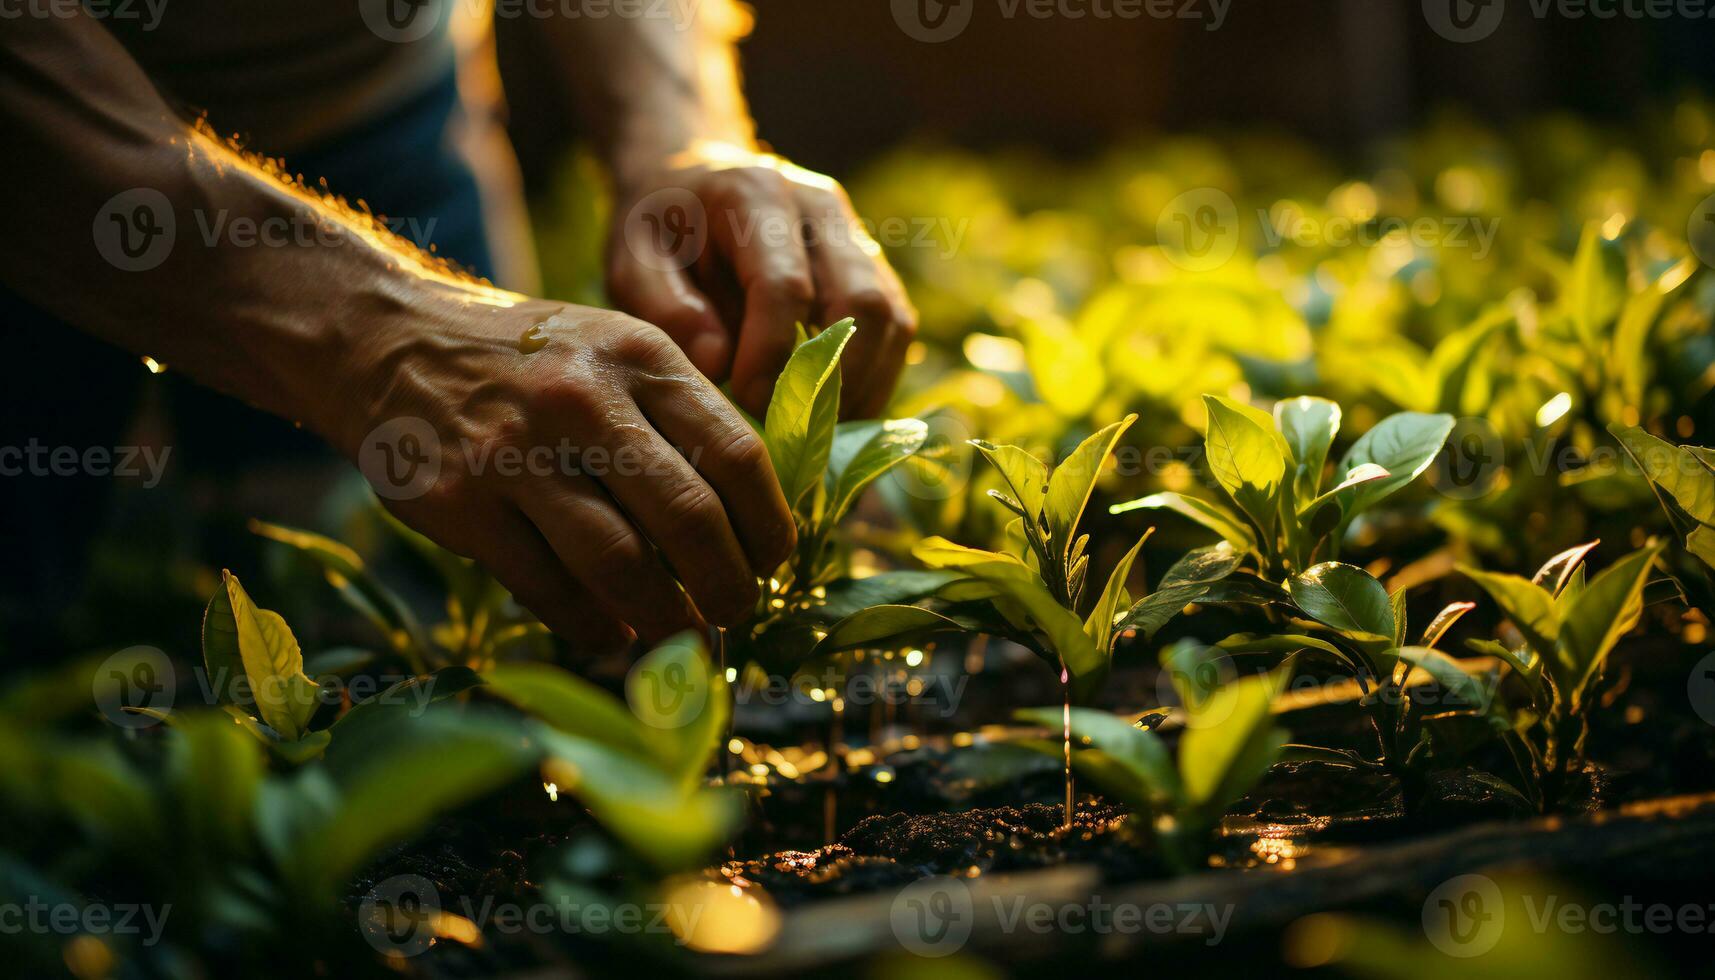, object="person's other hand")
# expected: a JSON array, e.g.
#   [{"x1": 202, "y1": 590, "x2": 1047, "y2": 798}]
[
  {"x1": 606, "y1": 142, "x2": 917, "y2": 419},
  {"x1": 333, "y1": 297, "x2": 796, "y2": 654}
]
